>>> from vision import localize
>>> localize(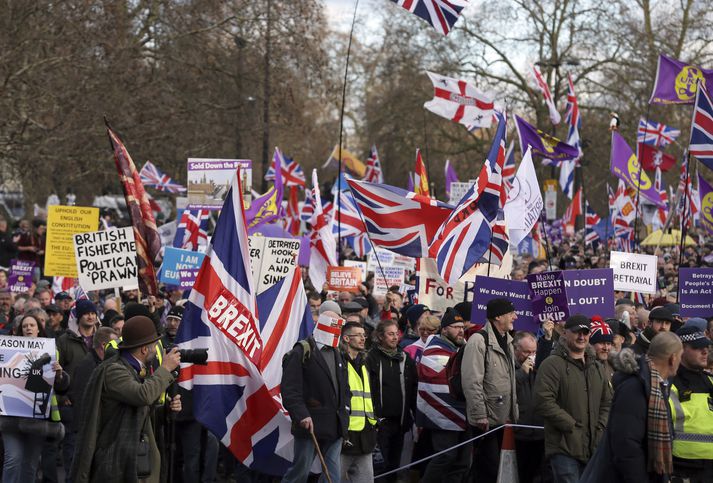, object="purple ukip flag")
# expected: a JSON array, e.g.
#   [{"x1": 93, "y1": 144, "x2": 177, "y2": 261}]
[
  {"x1": 515, "y1": 115, "x2": 579, "y2": 162},
  {"x1": 698, "y1": 173, "x2": 713, "y2": 235},
  {"x1": 610, "y1": 131, "x2": 665, "y2": 207},
  {"x1": 649, "y1": 53, "x2": 713, "y2": 105},
  {"x1": 444, "y1": 160, "x2": 459, "y2": 198}
]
